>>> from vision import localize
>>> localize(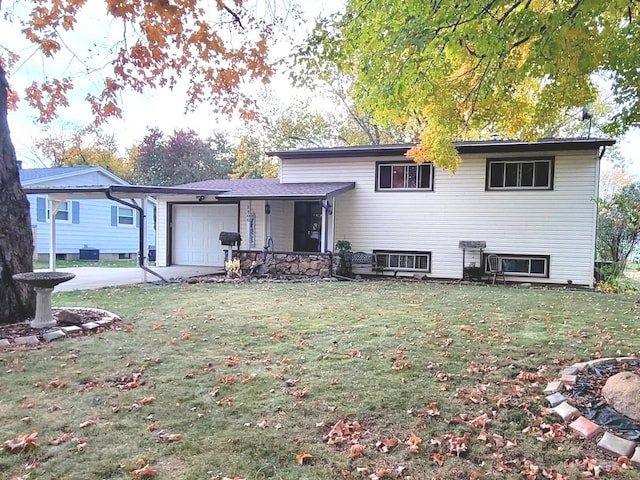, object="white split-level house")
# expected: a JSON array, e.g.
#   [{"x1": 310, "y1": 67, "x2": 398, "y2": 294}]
[
  {"x1": 20, "y1": 166, "x2": 156, "y2": 263},
  {"x1": 149, "y1": 137, "x2": 614, "y2": 288}
]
